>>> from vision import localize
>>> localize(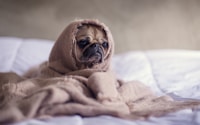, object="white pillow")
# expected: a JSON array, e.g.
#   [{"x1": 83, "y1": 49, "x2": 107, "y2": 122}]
[{"x1": 0, "y1": 37, "x2": 53, "y2": 75}]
